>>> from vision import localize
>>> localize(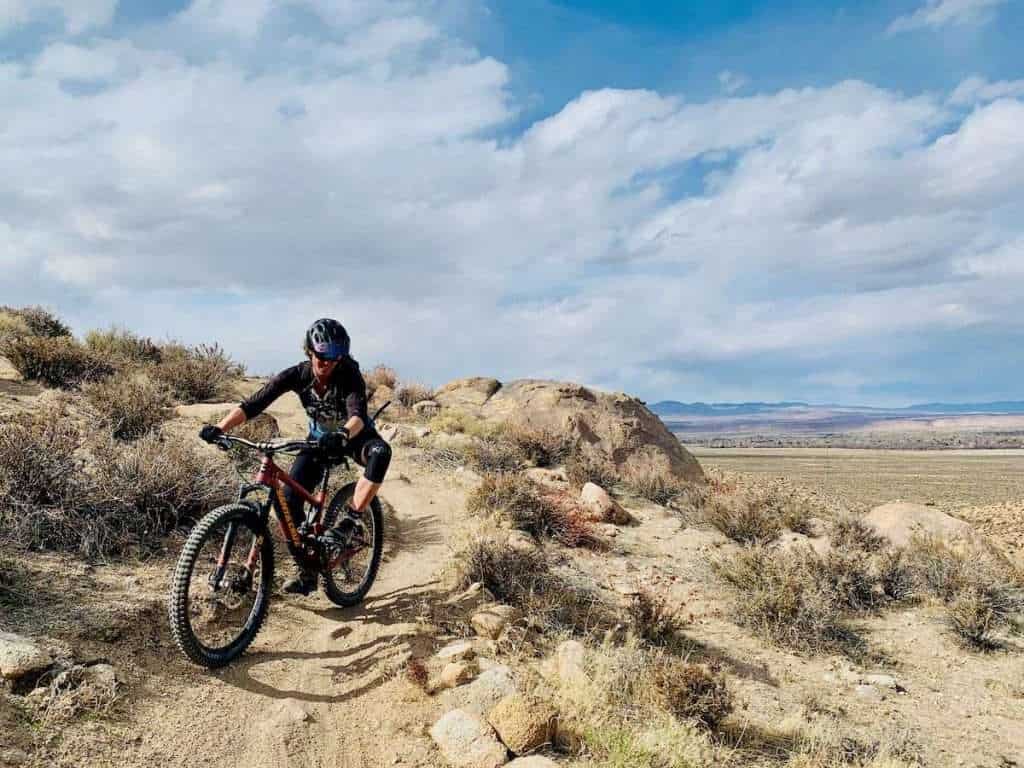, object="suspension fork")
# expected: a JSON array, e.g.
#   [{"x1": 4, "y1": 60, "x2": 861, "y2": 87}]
[{"x1": 209, "y1": 521, "x2": 239, "y2": 590}]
